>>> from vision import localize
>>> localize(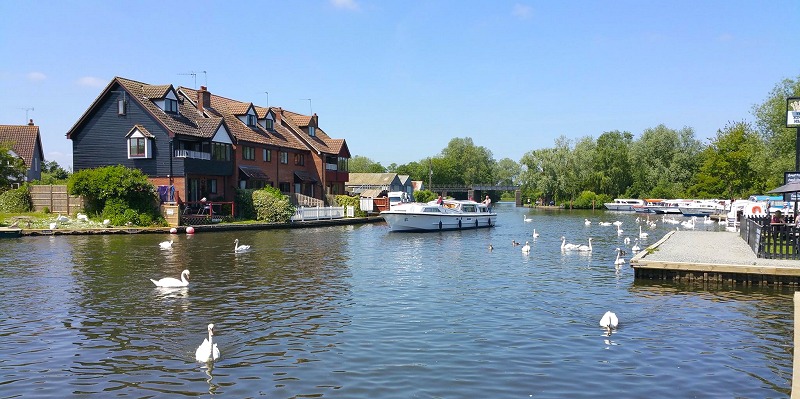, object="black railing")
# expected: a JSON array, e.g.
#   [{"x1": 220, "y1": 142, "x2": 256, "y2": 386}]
[{"x1": 743, "y1": 215, "x2": 800, "y2": 260}]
